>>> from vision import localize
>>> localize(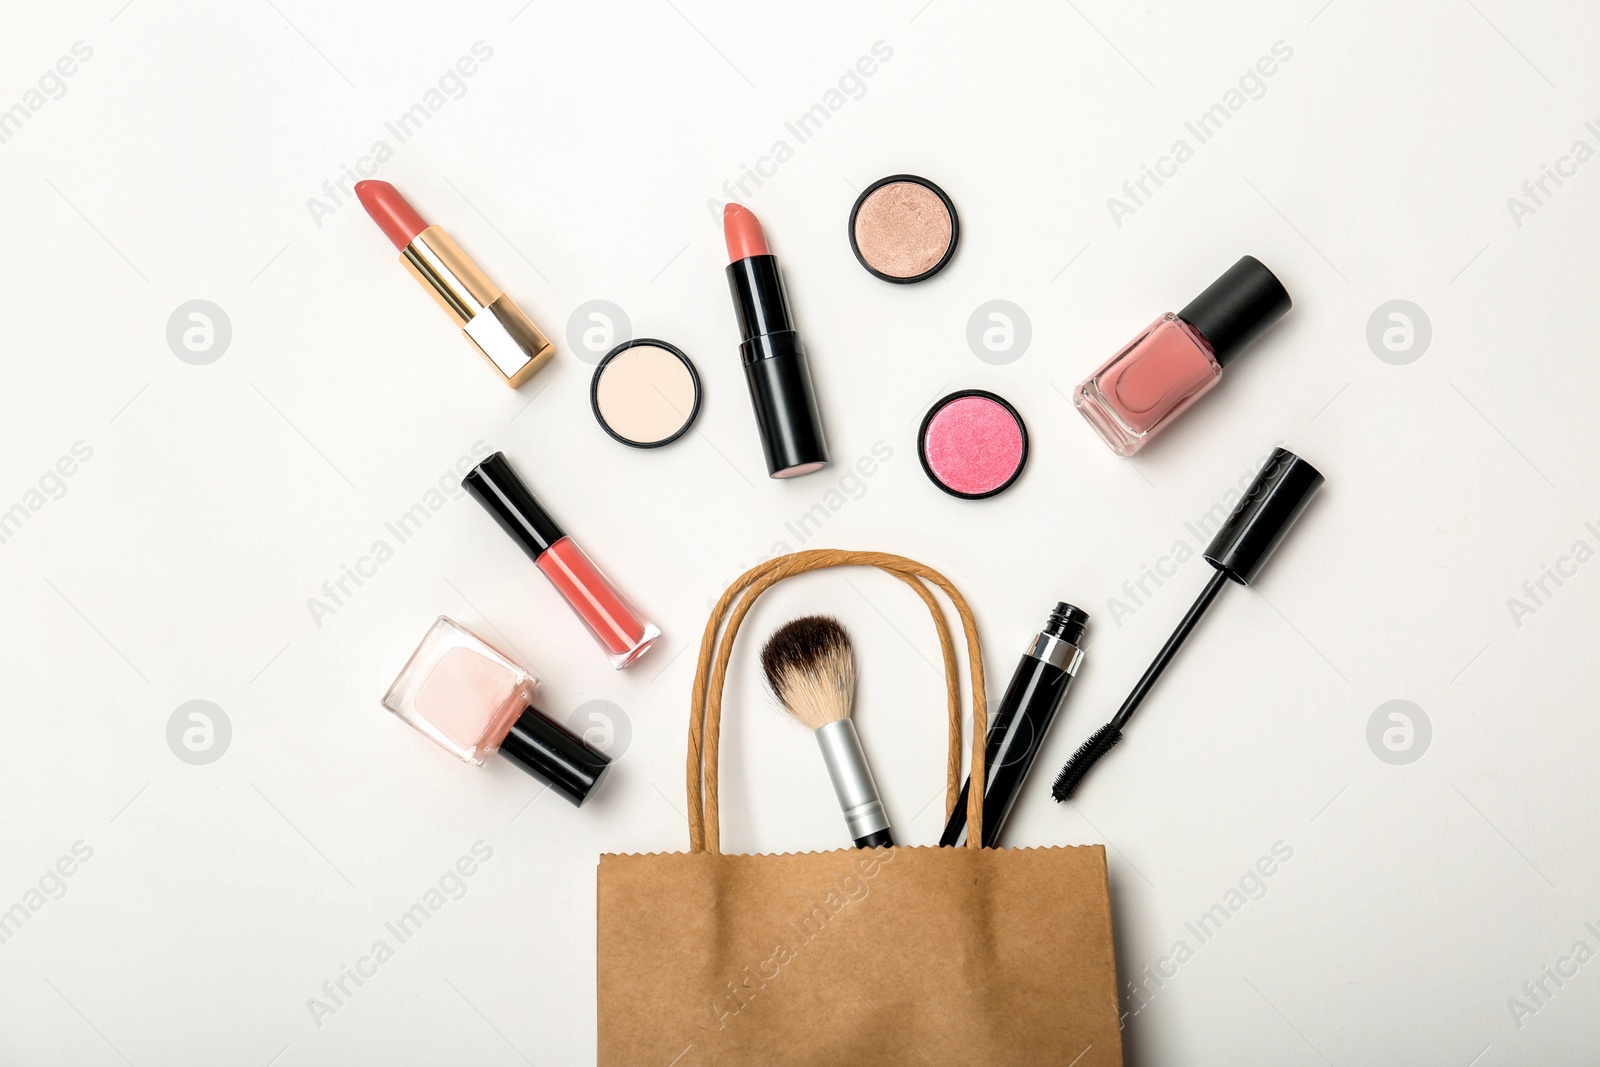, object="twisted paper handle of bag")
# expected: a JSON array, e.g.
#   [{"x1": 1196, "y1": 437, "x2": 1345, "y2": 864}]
[{"x1": 686, "y1": 550, "x2": 989, "y2": 854}]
